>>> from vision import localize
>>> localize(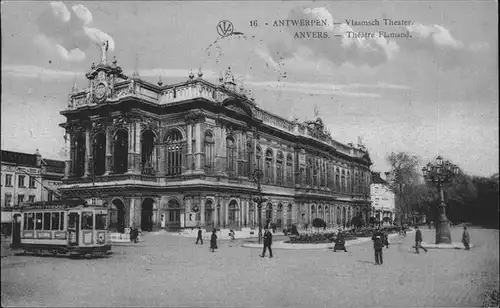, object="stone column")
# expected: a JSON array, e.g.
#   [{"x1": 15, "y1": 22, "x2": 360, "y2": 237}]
[
  {"x1": 64, "y1": 131, "x2": 71, "y2": 179},
  {"x1": 84, "y1": 128, "x2": 91, "y2": 177},
  {"x1": 158, "y1": 142, "x2": 166, "y2": 176},
  {"x1": 134, "y1": 122, "x2": 141, "y2": 173},
  {"x1": 105, "y1": 126, "x2": 112, "y2": 175},
  {"x1": 186, "y1": 124, "x2": 193, "y2": 172},
  {"x1": 194, "y1": 122, "x2": 203, "y2": 172},
  {"x1": 200, "y1": 197, "x2": 205, "y2": 226},
  {"x1": 127, "y1": 123, "x2": 135, "y2": 173},
  {"x1": 129, "y1": 198, "x2": 135, "y2": 228}
]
